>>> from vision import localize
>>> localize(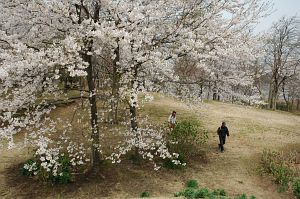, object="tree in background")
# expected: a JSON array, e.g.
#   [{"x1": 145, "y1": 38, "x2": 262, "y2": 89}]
[
  {"x1": 282, "y1": 72, "x2": 300, "y2": 111},
  {"x1": 263, "y1": 16, "x2": 300, "y2": 110}
]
